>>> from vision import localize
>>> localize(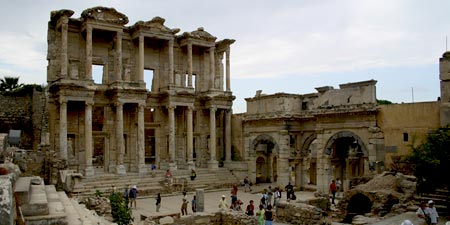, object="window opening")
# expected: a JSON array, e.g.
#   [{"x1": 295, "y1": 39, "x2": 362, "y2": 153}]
[
  {"x1": 144, "y1": 69, "x2": 154, "y2": 91},
  {"x1": 92, "y1": 65, "x2": 104, "y2": 84}
]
